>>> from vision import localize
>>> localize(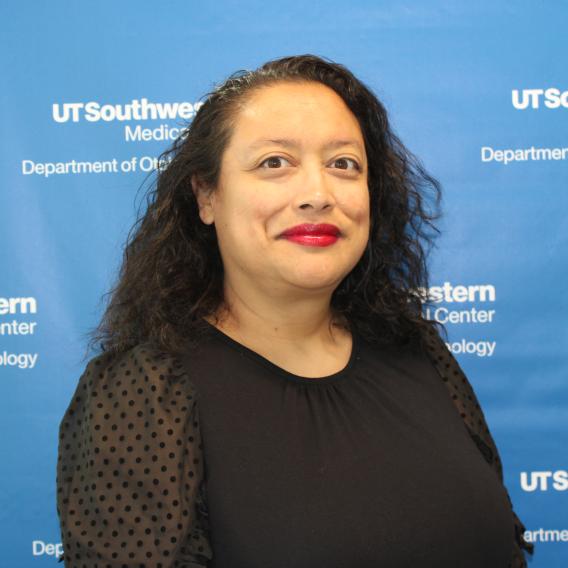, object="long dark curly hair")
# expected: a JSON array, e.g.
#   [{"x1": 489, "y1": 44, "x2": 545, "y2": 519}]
[{"x1": 84, "y1": 53, "x2": 447, "y2": 359}]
